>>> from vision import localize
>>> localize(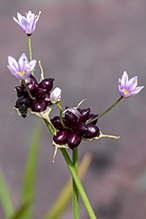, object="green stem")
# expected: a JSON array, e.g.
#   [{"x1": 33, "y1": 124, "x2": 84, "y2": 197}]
[
  {"x1": 28, "y1": 35, "x2": 34, "y2": 75},
  {"x1": 43, "y1": 113, "x2": 96, "y2": 218},
  {"x1": 60, "y1": 148, "x2": 97, "y2": 219},
  {"x1": 22, "y1": 80, "x2": 35, "y2": 100},
  {"x1": 28, "y1": 35, "x2": 32, "y2": 61},
  {"x1": 72, "y1": 148, "x2": 79, "y2": 219},
  {"x1": 57, "y1": 103, "x2": 68, "y2": 129},
  {"x1": 86, "y1": 96, "x2": 123, "y2": 124}
]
